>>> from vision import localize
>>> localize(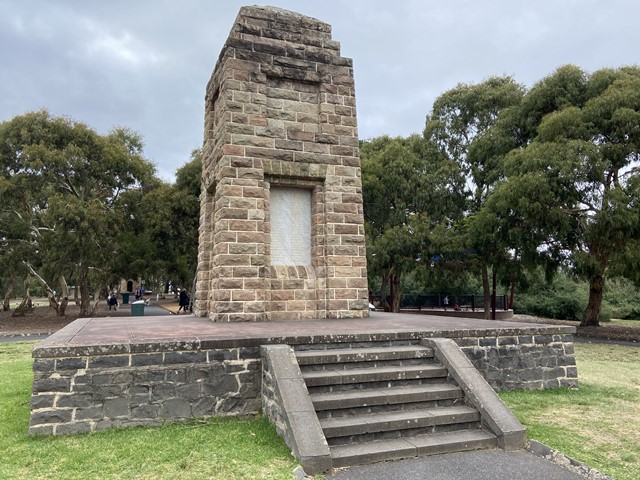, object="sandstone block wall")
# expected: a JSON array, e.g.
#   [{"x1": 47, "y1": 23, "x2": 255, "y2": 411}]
[{"x1": 195, "y1": 6, "x2": 369, "y2": 322}]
